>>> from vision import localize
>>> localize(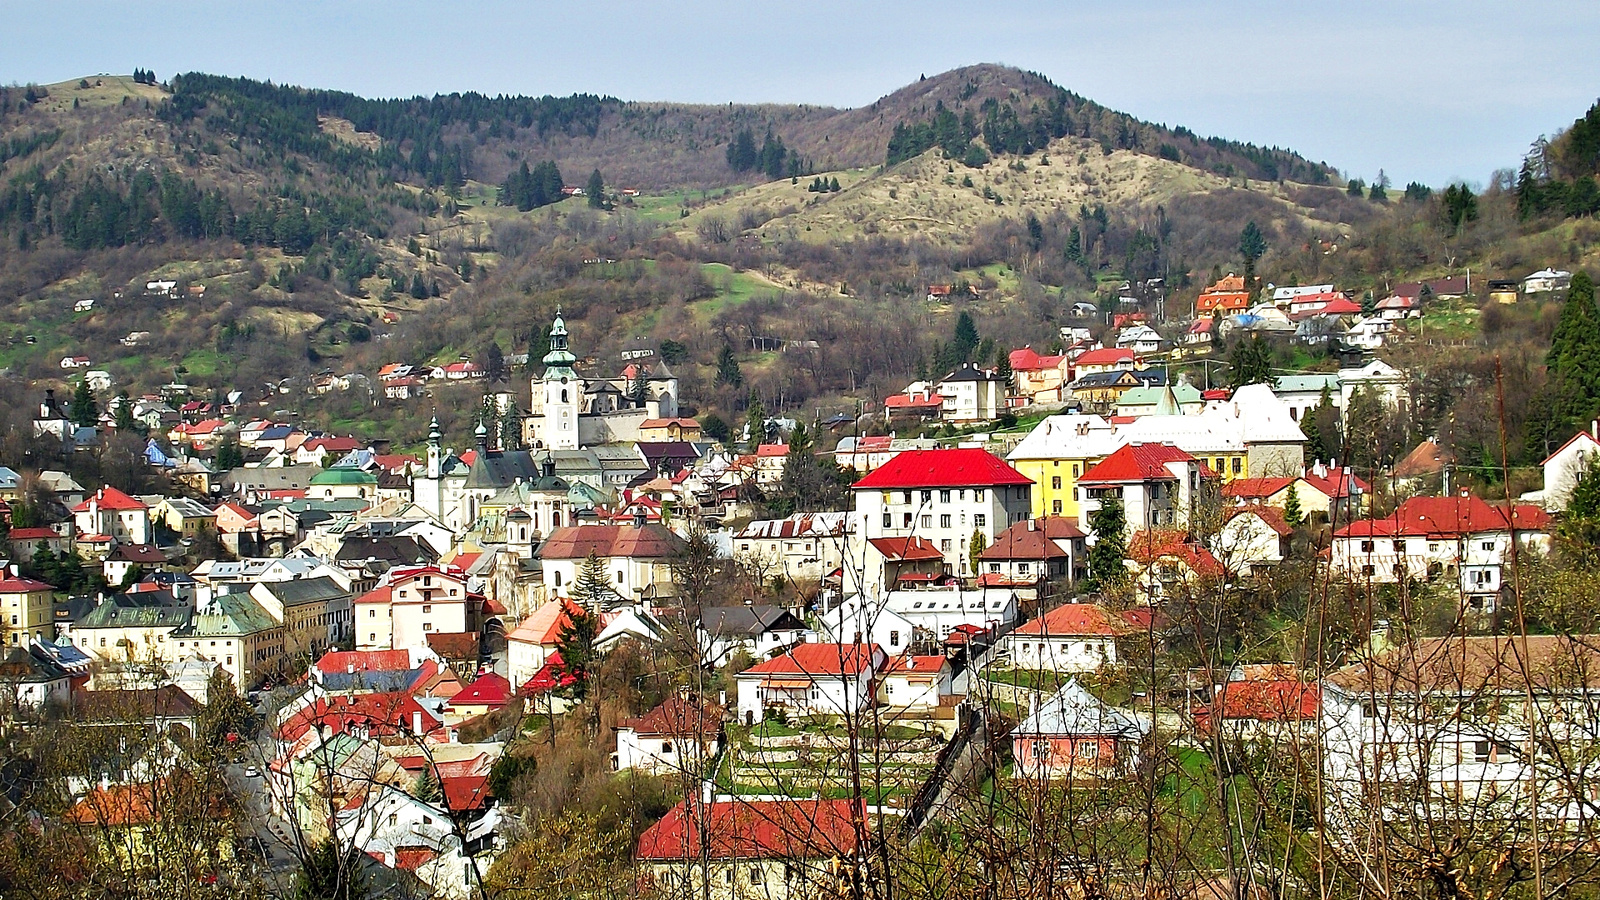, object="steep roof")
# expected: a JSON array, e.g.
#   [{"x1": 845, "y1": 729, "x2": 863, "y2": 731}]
[
  {"x1": 851, "y1": 448, "x2": 1031, "y2": 490},
  {"x1": 72, "y1": 486, "x2": 147, "y2": 512},
  {"x1": 981, "y1": 519, "x2": 1079, "y2": 561},
  {"x1": 1077, "y1": 443, "x2": 1194, "y2": 484},
  {"x1": 506, "y1": 598, "x2": 585, "y2": 646},
  {"x1": 1128, "y1": 530, "x2": 1225, "y2": 577},
  {"x1": 254, "y1": 575, "x2": 349, "y2": 607},
  {"x1": 619, "y1": 695, "x2": 725, "y2": 738},
  {"x1": 537, "y1": 524, "x2": 687, "y2": 560},
  {"x1": 1013, "y1": 679, "x2": 1148, "y2": 737},
  {"x1": 636, "y1": 798, "x2": 866, "y2": 861},
  {"x1": 739, "y1": 643, "x2": 880, "y2": 678},
  {"x1": 1394, "y1": 439, "x2": 1451, "y2": 479},
  {"x1": 1012, "y1": 603, "x2": 1126, "y2": 637},
  {"x1": 451, "y1": 672, "x2": 512, "y2": 708},
  {"x1": 1195, "y1": 680, "x2": 1320, "y2": 729},
  {"x1": 1327, "y1": 635, "x2": 1600, "y2": 694}
]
